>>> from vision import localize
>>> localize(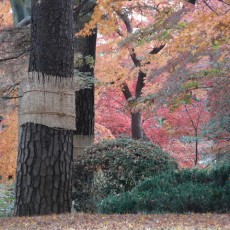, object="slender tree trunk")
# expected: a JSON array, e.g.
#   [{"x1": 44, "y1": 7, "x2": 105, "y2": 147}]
[
  {"x1": 74, "y1": 87, "x2": 94, "y2": 158},
  {"x1": 72, "y1": 1, "x2": 96, "y2": 212},
  {"x1": 73, "y1": 0, "x2": 96, "y2": 159},
  {"x1": 195, "y1": 130, "x2": 198, "y2": 165},
  {"x1": 131, "y1": 112, "x2": 143, "y2": 139},
  {"x1": 14, "y1": 0, "x2": 74, "y2": 216}
]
